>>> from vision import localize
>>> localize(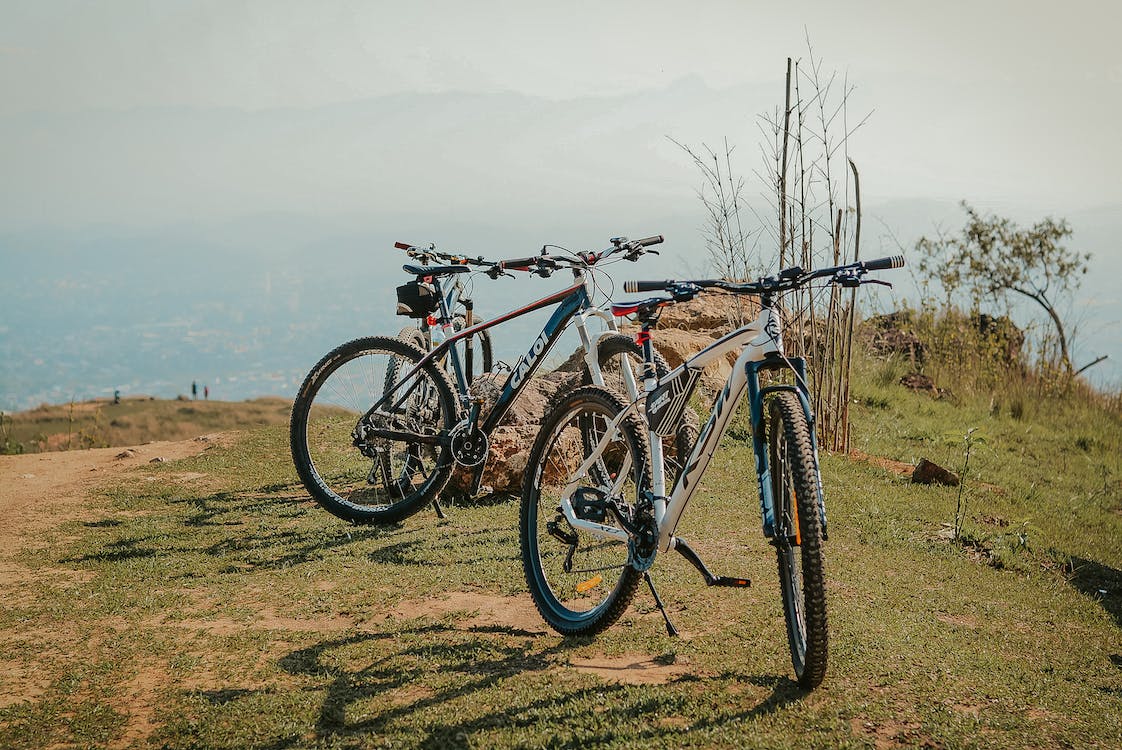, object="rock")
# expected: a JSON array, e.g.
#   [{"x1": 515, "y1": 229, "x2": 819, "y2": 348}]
[
  {"x1": 900, "y1": 372, "x2": 936, "y2": 392},
  {"x1": 860, "y1": 312, "x2": 926, "y2": 366},
  {"x1": 911, "y1": 458, "x2": 960, "y2": 487},
  {"x1": 553, "y1": 347, "x2": 590, "y2": 374},
  {"x1": 444, "y1": 371, "x2": 582, "y2": 496},
  {"x1": 656, "y1": 295, "x2": 754, "y2": 335},
  {"x1": 148, "y1": 456, "x2": 166, "y2": 464},
  {"x1": 973, "y1": 313, "x2": 1025, "y2": 364},
  {"x1": 900, "y1": 372, "x2": 951, "y2": 400},
  {"x1": 115, "y1": 448, "x2": 140, "y2": 459},
  {"x1": 444, "y1": 292, "x2": 753, "y2": 498},
  {"x1": 870, "y1": 328, "x2": 925, "y2": 365}
]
